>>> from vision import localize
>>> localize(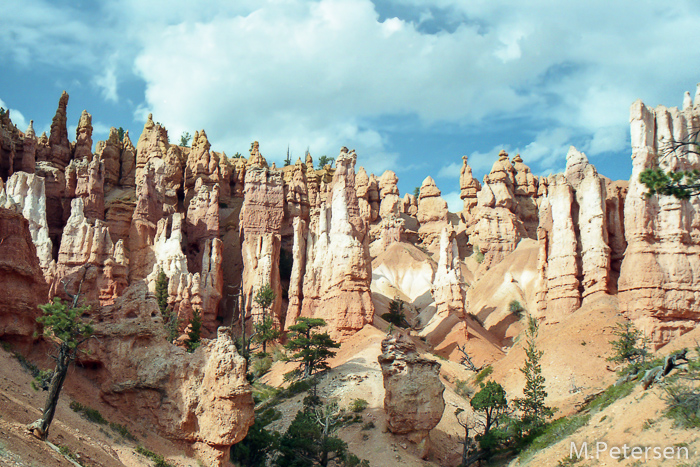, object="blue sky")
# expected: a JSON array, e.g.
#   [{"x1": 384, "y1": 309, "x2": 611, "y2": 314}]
[{"x1": 2, "y1": 0, "x2": 700, "y2": 210}]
